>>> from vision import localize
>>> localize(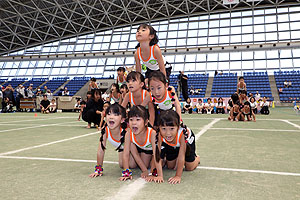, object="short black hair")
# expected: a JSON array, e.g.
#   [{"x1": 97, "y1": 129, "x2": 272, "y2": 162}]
[
  {"x1": 117, "y1": 67, "x2": 125, "y2": 72},
  {"x1": 239, "y1": 76, "x2": 244, "y2": 81}
]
